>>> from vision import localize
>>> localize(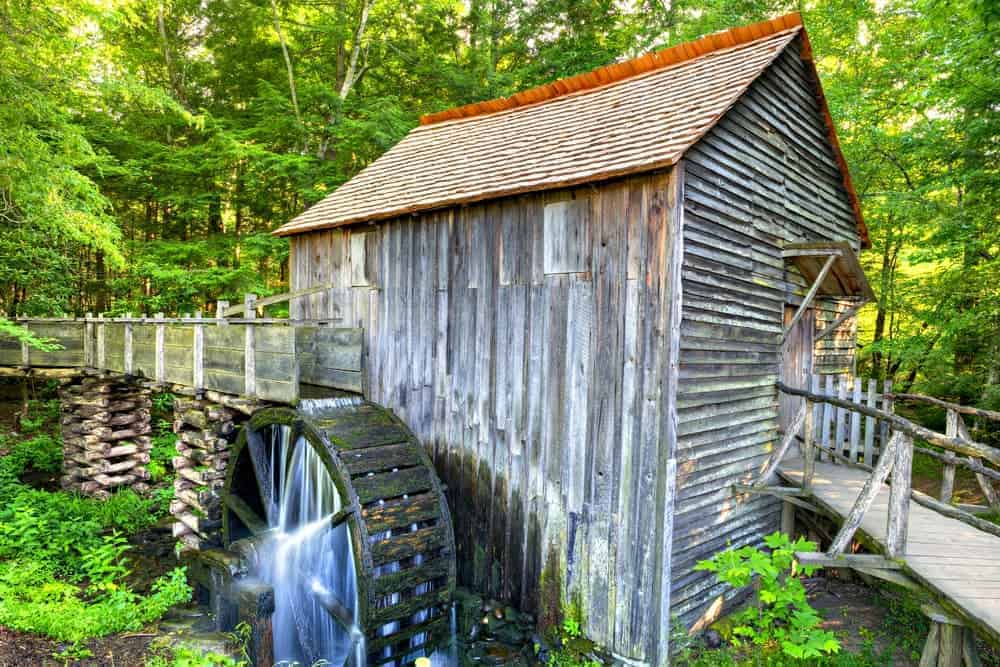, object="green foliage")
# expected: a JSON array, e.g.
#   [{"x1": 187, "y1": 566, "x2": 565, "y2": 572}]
[
  {"x1": 0, "y1": 397, "x2": 189, "y2": 644},
  {"x1": 695, "y1": 533, "x2": 840, "y2": 660},
  {"x1": 146, "y1": 645, "x2": 245, "y2": 667},
  {"x1": 0, "y1": 560, "x2": 190, "y2": 643}
]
